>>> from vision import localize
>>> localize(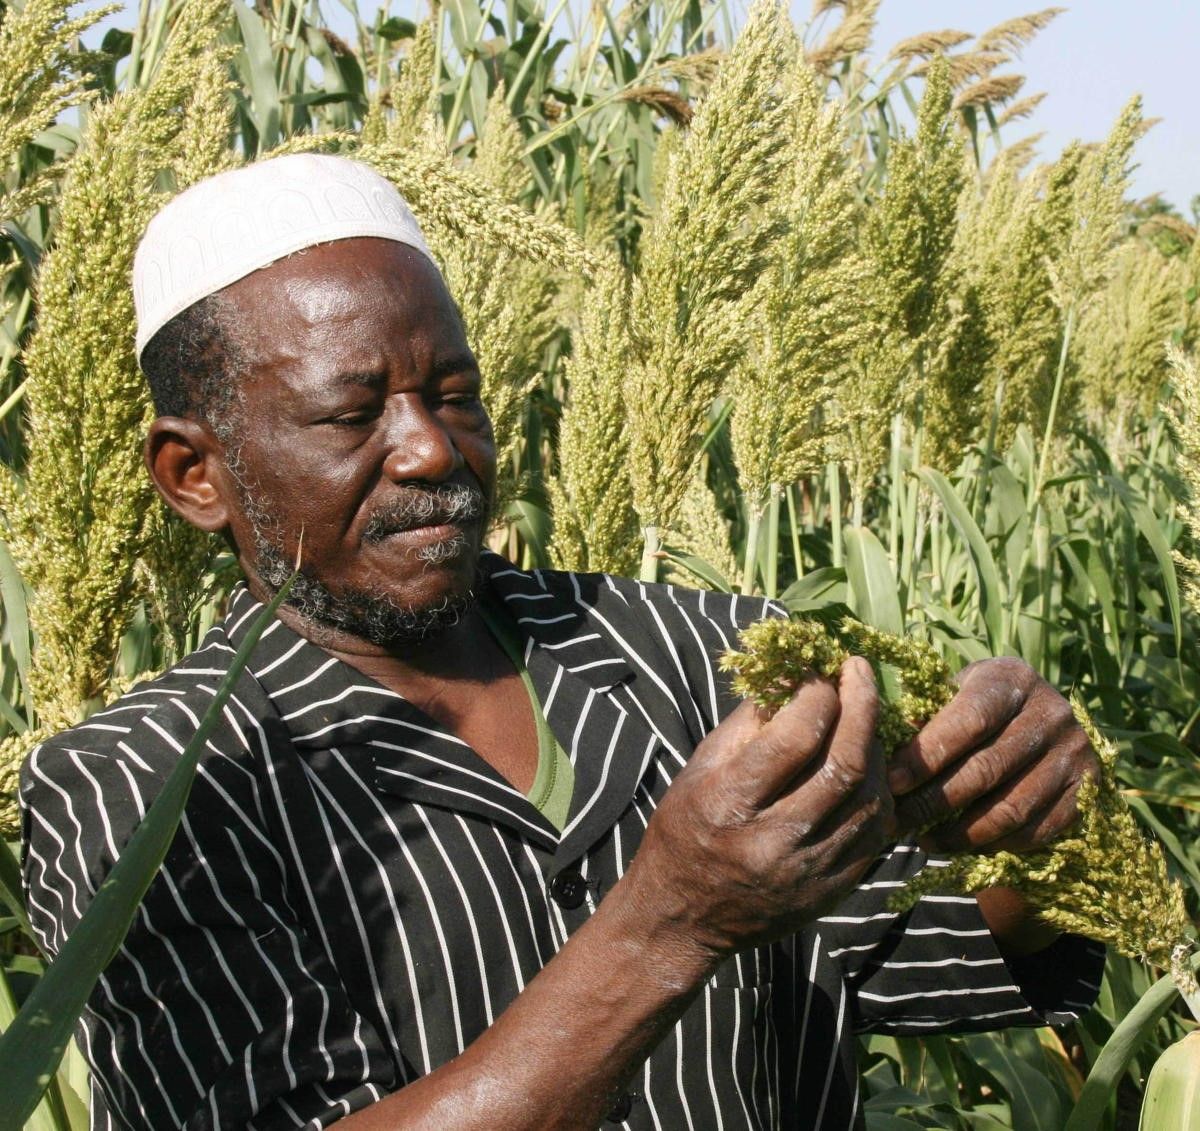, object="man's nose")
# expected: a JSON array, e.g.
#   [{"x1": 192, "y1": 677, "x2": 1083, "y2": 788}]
[{"x1": 379, "y1": 399, "x2": 465, "y2": 483}]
